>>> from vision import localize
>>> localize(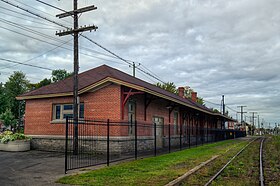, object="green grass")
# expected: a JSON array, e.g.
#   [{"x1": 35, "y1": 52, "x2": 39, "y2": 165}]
[{"x1": 57, "y1": 139, "x2": 248, "y2": 186}]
